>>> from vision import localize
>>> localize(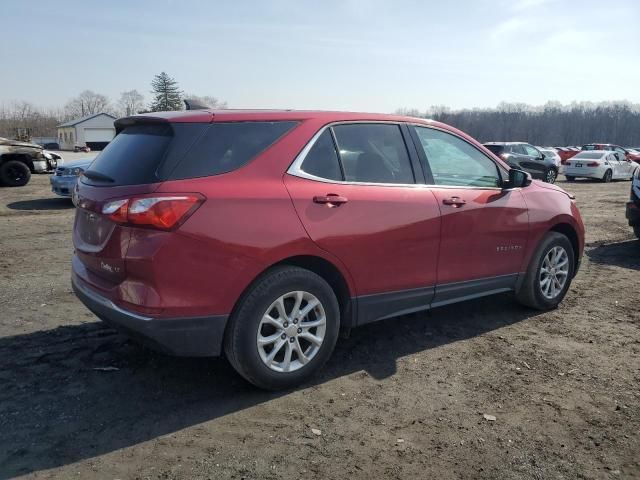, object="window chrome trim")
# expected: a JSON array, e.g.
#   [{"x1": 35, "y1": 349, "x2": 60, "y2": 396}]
[
  {"x1": 287, "y1": 121, "x2": 421, "y2": 188},
  {"x1": 287, "y1": 120, "x2": 508, "y2": 191}
]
